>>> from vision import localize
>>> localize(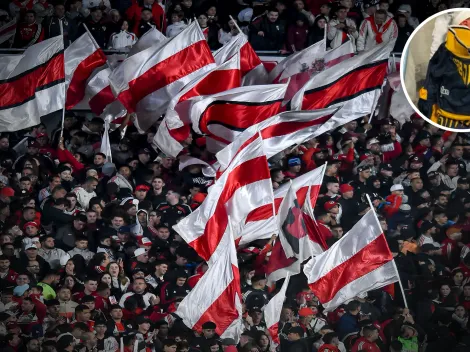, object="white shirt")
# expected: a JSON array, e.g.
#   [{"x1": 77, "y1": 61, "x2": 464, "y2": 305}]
[{"x1": 108, "y1": 30, "x2": 137, "y2": 49}]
